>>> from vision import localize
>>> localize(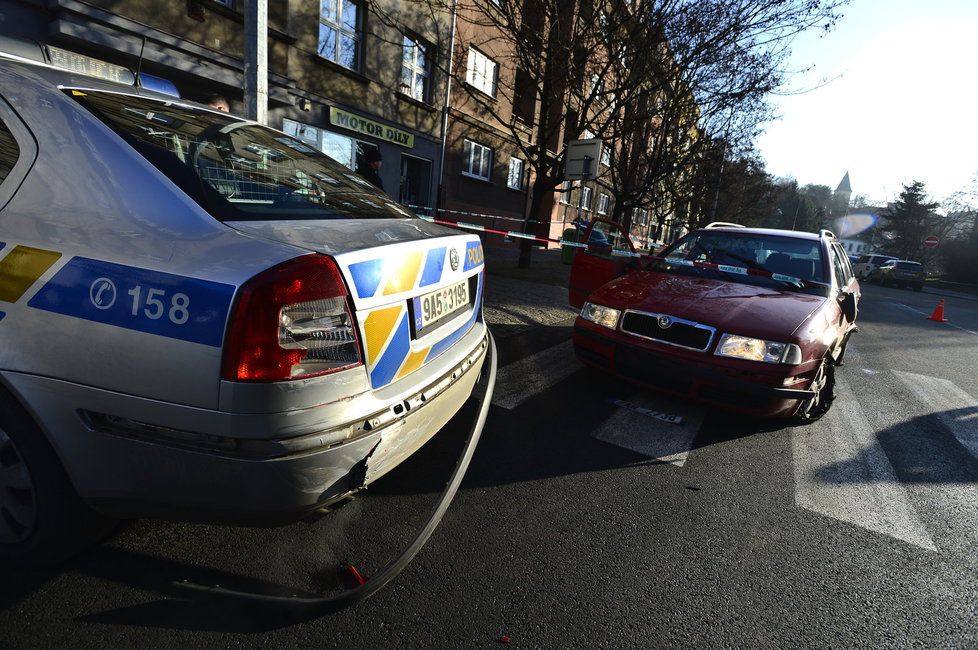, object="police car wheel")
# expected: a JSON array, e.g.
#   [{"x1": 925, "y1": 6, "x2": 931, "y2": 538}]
[
  {"x1": 0, "y1": 427, "x2": 35, "y2": 545},
  {"x1": 0, "y1": 394, "x2": 111, "y2": 566}
]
